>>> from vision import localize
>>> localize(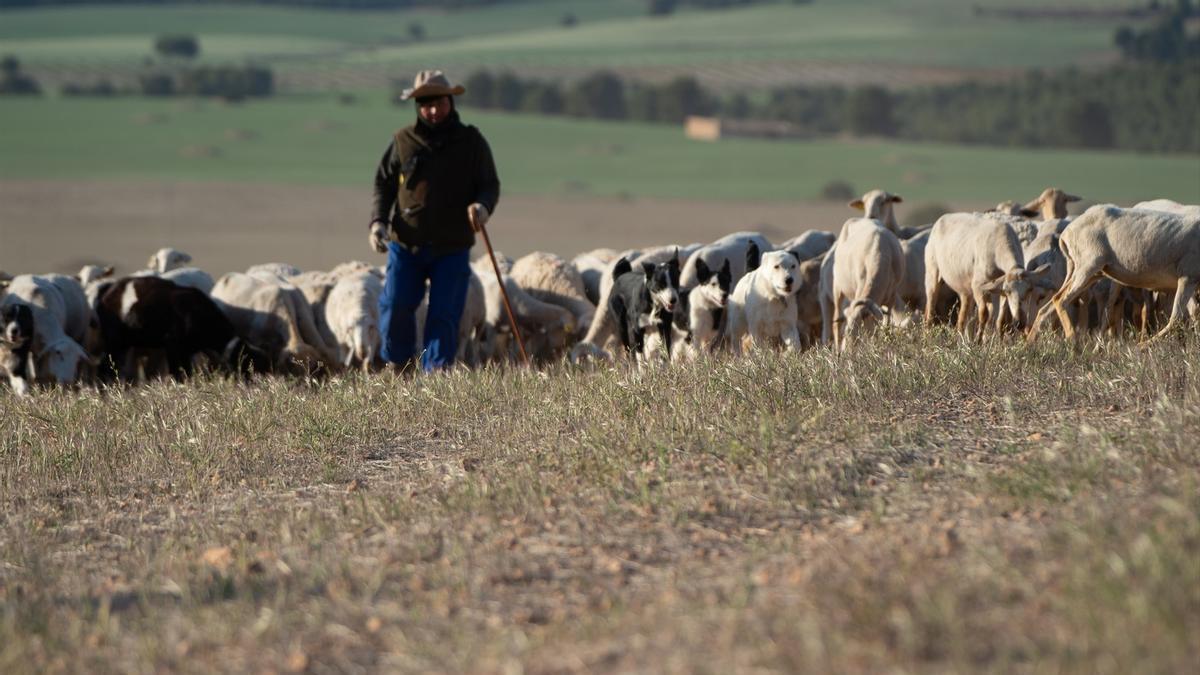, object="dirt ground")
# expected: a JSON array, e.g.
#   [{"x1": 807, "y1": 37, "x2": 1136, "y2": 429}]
[{"x1": 1, "y1": 179, "x2": 976, "y2": 277}]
